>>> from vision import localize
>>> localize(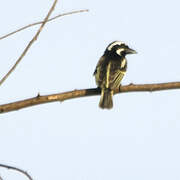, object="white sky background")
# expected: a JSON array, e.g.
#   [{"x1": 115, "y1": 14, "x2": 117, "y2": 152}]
[{"x1": 0, "y1": 0, "x2": 180, "y2": 179}]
